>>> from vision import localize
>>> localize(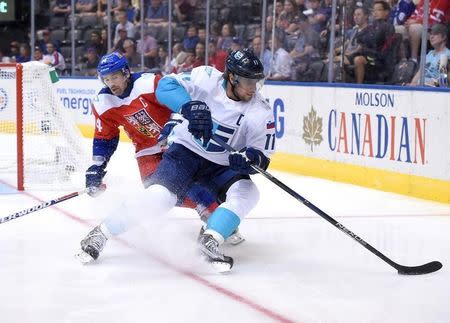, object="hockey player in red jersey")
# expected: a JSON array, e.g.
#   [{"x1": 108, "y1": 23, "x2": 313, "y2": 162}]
[
  {"x1": 76, "y1": 52, "x2": 243, "y2": 264},
  {"x1": 85, "y1": 51, "x2": 173, "y2": 194}
]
